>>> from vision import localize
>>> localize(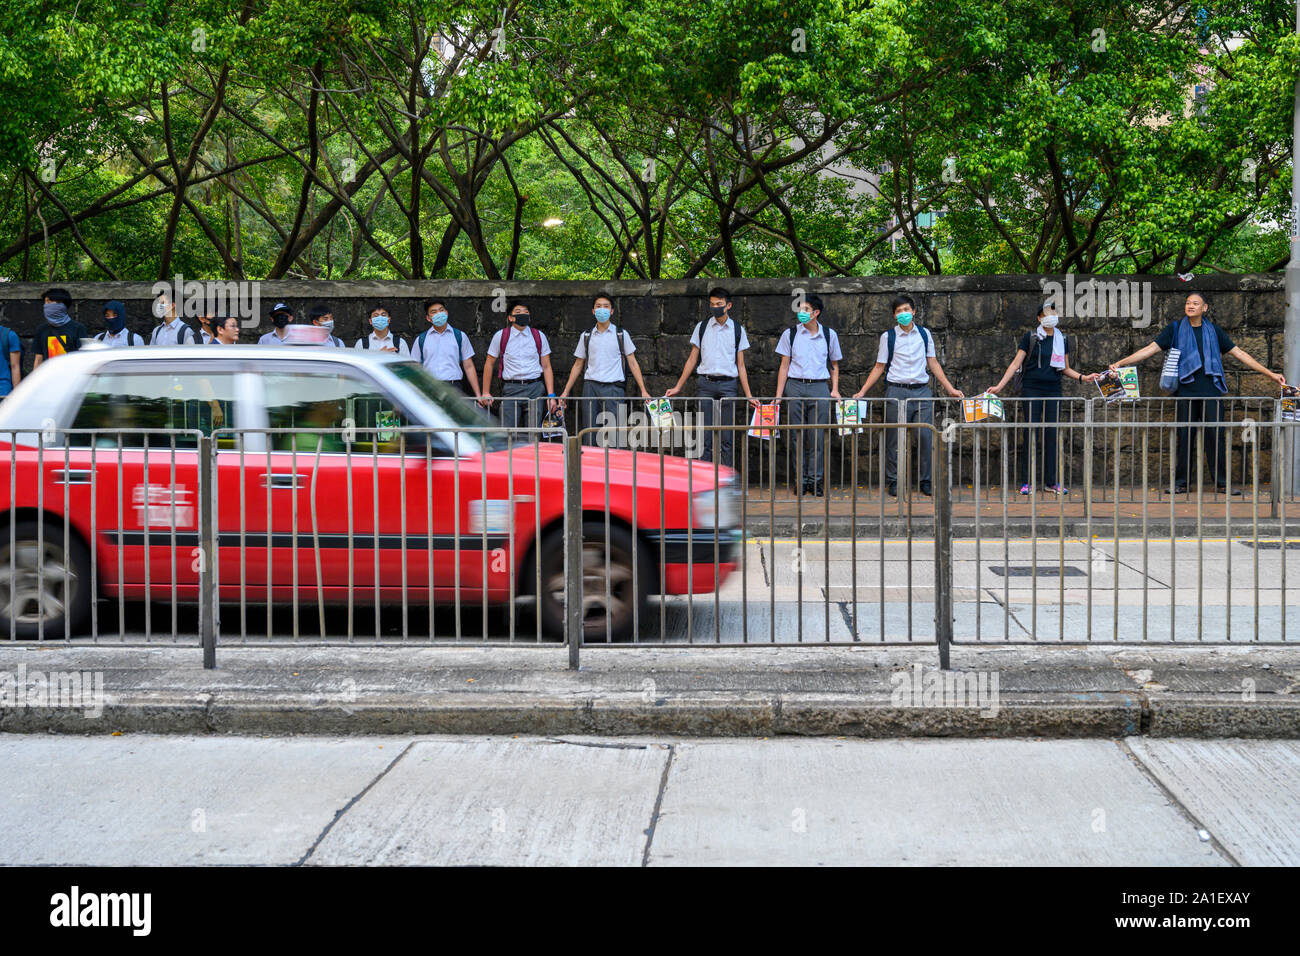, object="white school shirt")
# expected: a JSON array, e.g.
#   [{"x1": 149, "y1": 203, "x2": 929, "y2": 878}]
[
  {"x1": 258, "y1": 329, "x2": 290, "y2": 346},
  {"x1": 486, "y1": 326, "x2": 550, "y2": 380},
  {"x1": 690, "y1": 317, "x2": 749, "y2": 377},
  {"x1": 415, "y1": 326, "x2": 474, "y2": 380},
  {"x1": 776, "y1": 323, "x2": 841, "y2": 379},
  {"x1": 876, "y1": 325, "x2": 935, "y2": 385},
  {"x1": 150, "y1": 316, "x2": 197, "y2": 345},
  {"x1": 94, "y1": 329, "x2": 146, "y2": 348},
  {"x1": 575, "y1": 324, "x2": 635, "y2": 382},
  {"x1": 352, "y1": 331, "x2": 410, "y2": 356}
]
